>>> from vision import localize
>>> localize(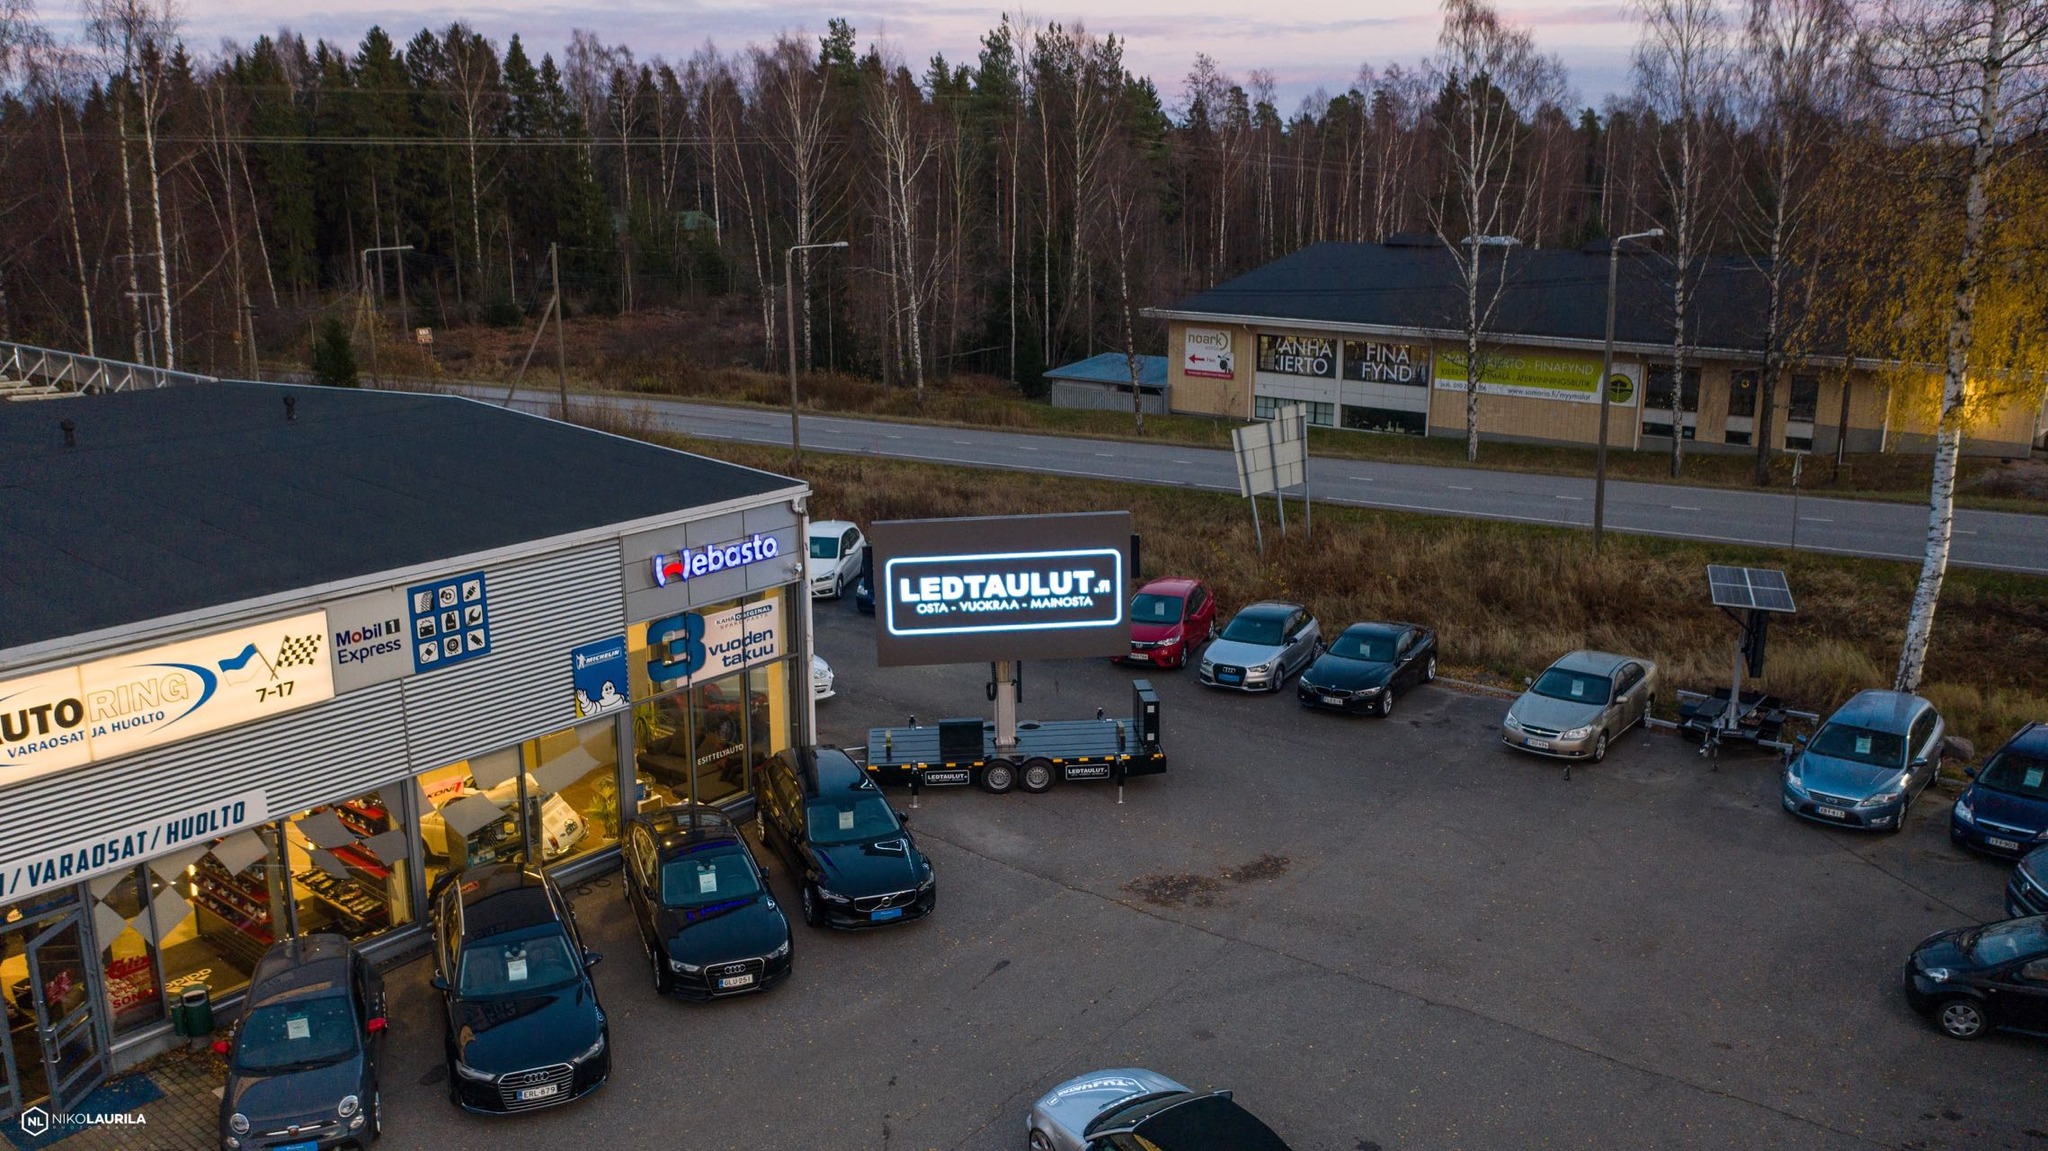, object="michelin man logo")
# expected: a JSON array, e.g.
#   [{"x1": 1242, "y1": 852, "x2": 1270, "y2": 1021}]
[{"x1": 574, "y1": 680, "x2": 626, "y2": 716}]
